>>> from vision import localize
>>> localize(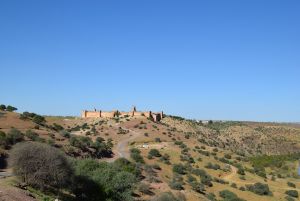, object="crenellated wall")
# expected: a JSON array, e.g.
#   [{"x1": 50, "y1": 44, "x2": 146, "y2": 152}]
[{"x1": 81, "y1": 107, "x2": 164, "y2": 122}]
